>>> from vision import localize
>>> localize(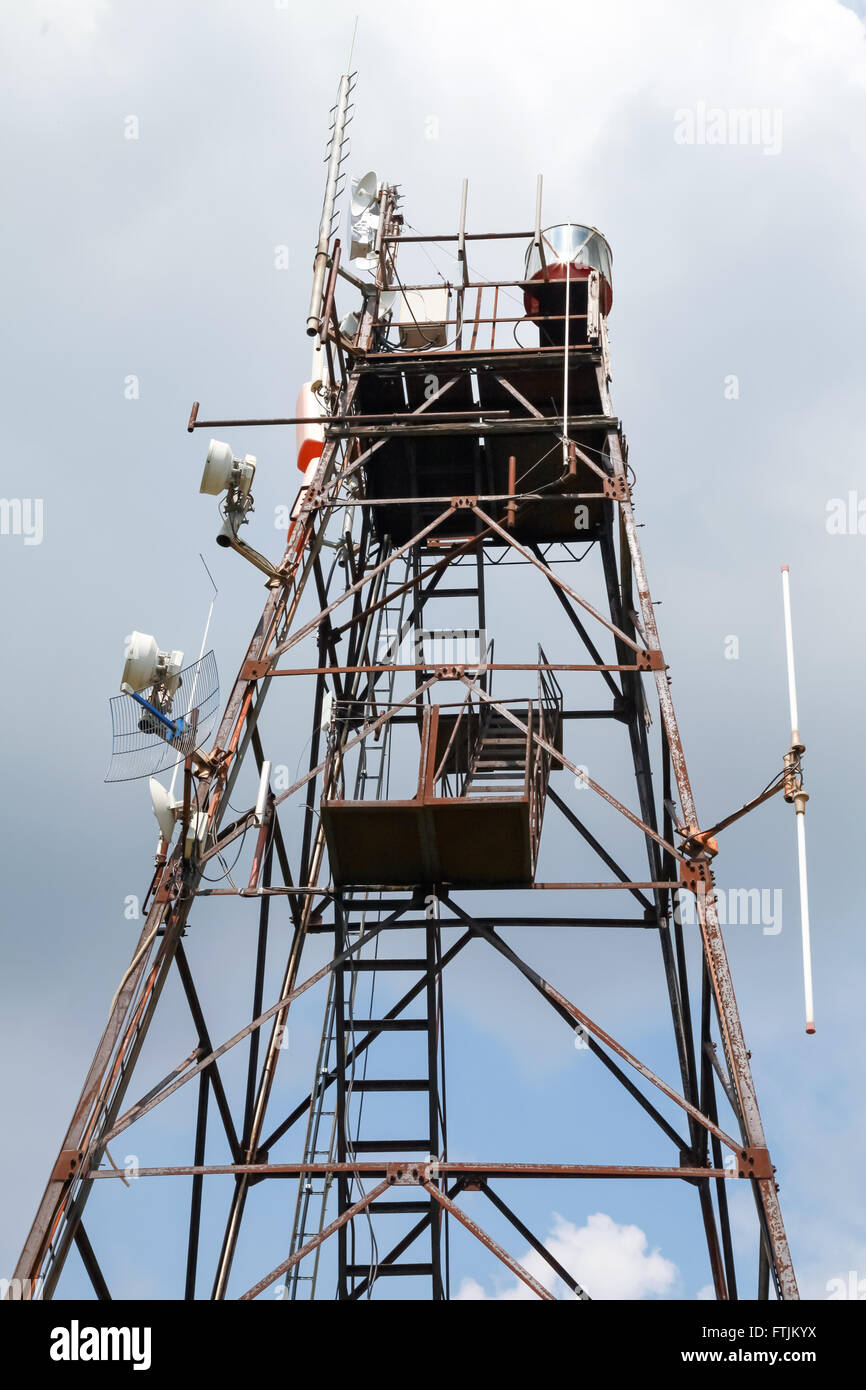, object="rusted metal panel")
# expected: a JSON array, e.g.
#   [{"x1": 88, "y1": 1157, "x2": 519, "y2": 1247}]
[{"x1": 321, "y1": 798, "x2": 533, "y2": 887}]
